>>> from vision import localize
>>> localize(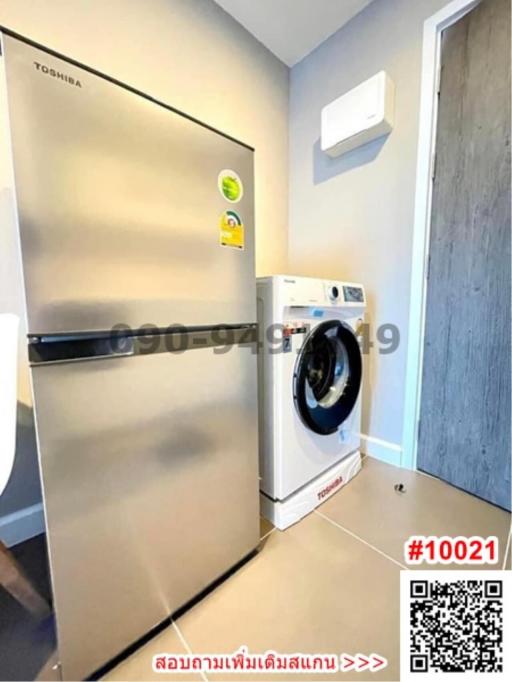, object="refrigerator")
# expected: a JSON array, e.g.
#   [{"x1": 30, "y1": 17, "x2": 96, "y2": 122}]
[{"x1": 0, "y1": 30, "x2": 259, "y2": 680}]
